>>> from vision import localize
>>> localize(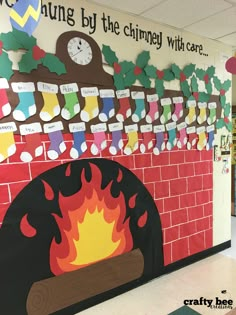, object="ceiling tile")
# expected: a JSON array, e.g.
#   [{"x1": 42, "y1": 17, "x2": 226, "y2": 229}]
[
  {"x1": 142, "y1": 0, "x2": 232, "y2": 28},
  {"x1": 217, "y1": 32, "x2": 236, "y2": 46},
  {"x1": 91, "y1": 0, "x2": 163, "y2": 15},
  {"x1": 185, "y1": 7, "x2": 236, "y2": 39}
]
